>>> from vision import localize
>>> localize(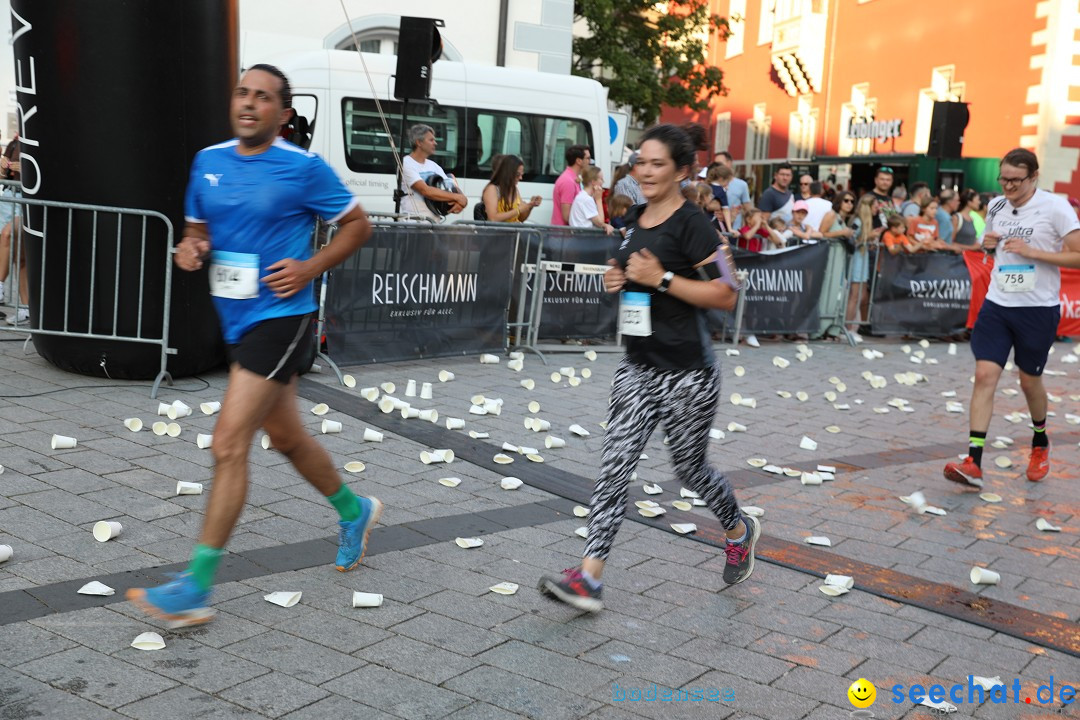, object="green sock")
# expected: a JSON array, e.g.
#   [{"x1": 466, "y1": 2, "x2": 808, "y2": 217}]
[
  {"x1": 188, "y1": 544, "x2": 224, "y2": 592},
  {"x1": 327, "y1": 483, "x2": 361, "y2": 522}
]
